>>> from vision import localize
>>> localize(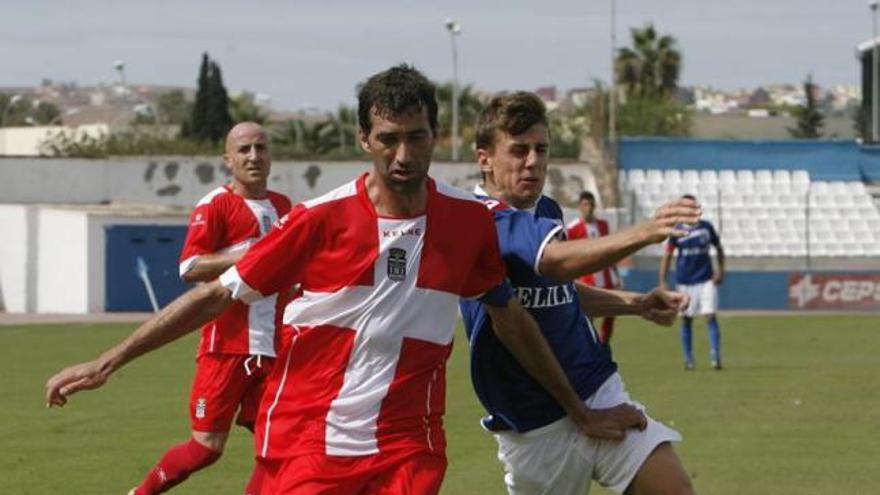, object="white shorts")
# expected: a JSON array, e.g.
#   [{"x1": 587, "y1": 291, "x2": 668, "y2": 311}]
[
  {"x1": 493, "y1": 373, "x2": 681, "y2": 495},
  {"x1": 677, "y1": 280, "x2": 718, "y2": 317}
]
